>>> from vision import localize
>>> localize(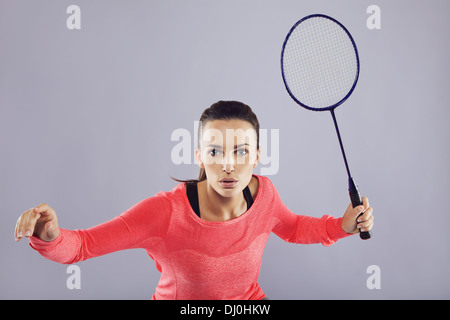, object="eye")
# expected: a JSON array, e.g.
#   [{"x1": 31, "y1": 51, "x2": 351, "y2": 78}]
[
  {"x1": 236, "y1": 148, "x2": 248, "y2": 156},
  {"x1": 209, "y1": 148, "x2": 223, "y2": 157}
]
